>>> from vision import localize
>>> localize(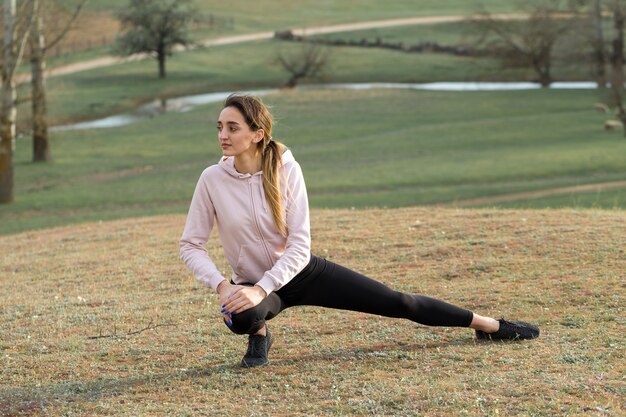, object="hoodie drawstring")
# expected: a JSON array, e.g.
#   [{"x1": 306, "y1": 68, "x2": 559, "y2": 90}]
[{"x1": 260, "y1": 181, "x2": 268, "y2": 213}]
